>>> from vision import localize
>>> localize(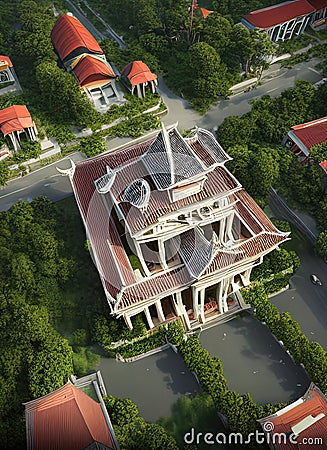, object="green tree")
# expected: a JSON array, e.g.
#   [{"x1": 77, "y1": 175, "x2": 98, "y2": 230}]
[
  {"x1": 316, "y1": 230, "x2": 327, "y2": 258},
  {"x1": 218, "y1": 116, "x2": 255, "y2": 149},
  {"x1": 28, "y1": 327, "x2": 73, "y2": 398},
  {"x1": 228, "y1": 24, "x2": 255, "y2": 76},
  {"x1": 250, "y1": 30, "x2": 276, "y2": 78},
  {"x1": 36, "y1": 61, "x2": 96, "y2": 126},
  {"x1": 249, "y1": 148, "x2": 279, "y2": 200},
  {"x1": 189, "y1": 42, "x2": 228, "y2": 111},
  {"x1": 310, "y1": 142, "x2": 327, "y2": 163},
  {"x1": 0, "y1": 161, "x2": 9, "y2": 186}
]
